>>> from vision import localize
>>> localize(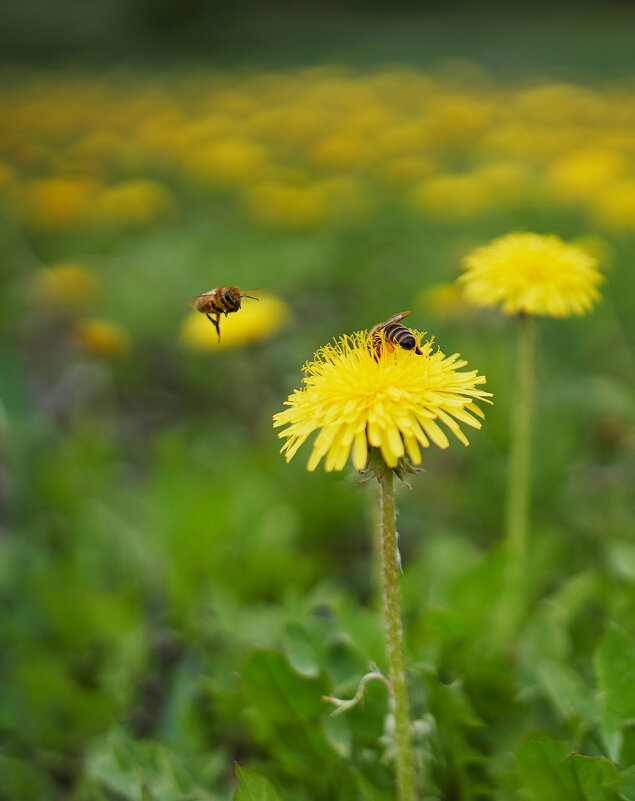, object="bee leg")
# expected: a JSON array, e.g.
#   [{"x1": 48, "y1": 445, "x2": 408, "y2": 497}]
[
  {"x1": 206, "y1": 313, "x2": 221, "y2": 342},
  {"x1": 414, "y1": 345, "x2": 423, "y2": 355}
]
